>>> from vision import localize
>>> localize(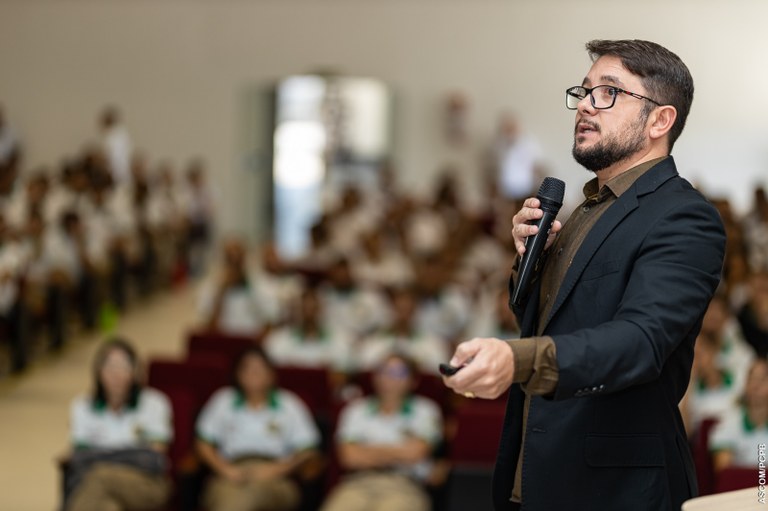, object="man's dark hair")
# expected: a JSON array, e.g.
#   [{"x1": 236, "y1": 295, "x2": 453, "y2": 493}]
[{"x1": 586, "y1": 39, "x2": 694, "y2": 152}]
